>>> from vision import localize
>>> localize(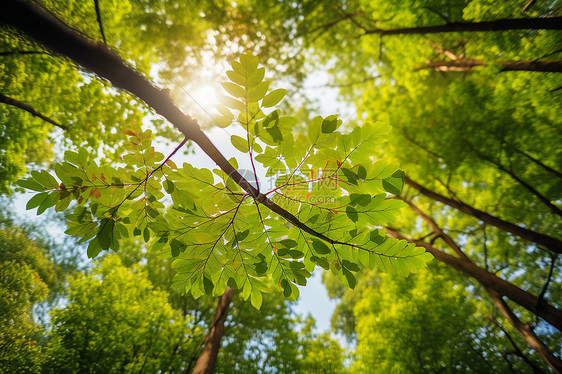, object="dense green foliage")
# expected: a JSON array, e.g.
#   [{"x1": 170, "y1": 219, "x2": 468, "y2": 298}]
[
  {"x1": 19, "y1": 54, "x2": 432, "y2": 309},
  {"x1": 304, "y1": 0, "x2": 562, "y2": 371},
  {"x1": 2, "y1": 0, "x2": 561, "y2": 372},
  {"x1": 0, "y1": 226, "x2": 62, "y2": 373}
]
